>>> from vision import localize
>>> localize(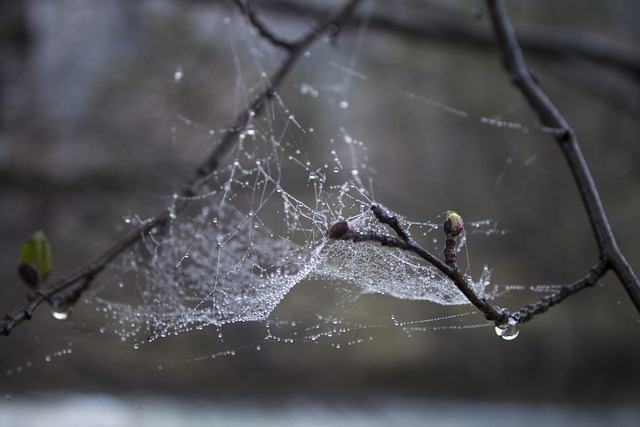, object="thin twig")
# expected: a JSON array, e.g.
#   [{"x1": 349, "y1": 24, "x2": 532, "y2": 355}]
[
  {"x1": 371, "y1": 204, "x2": 410, "y2": 242},
  {"x1": 513, "y1": 260, "x2": 608, "y2": 324},
  {"x1": 329, "y1": 206, "x2": 610, "y2": 327},
  {"x1": 332, "y1": 205, "x2": 511, "y2": 325},
  {"x1": 232, "y1": 0, "x2": 294, "y2": 50},
  {"x1": 486, "y1": 0, "x2": 640, "y2": 313},
  {"x1": 1, "y1": 0, "x2": 362, "y2": 337}
]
